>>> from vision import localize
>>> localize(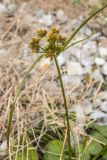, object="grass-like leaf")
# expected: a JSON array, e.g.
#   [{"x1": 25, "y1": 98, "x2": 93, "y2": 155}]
[
  {"x1": 57, "y1": 5, "x2": 107, "y2": 56},
  {"x1": 7, "y1": 54, "x2": 45, "y2": 148},
  {"x1": 64, "y1": 34, "x2": 93, "y2": 51}
]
